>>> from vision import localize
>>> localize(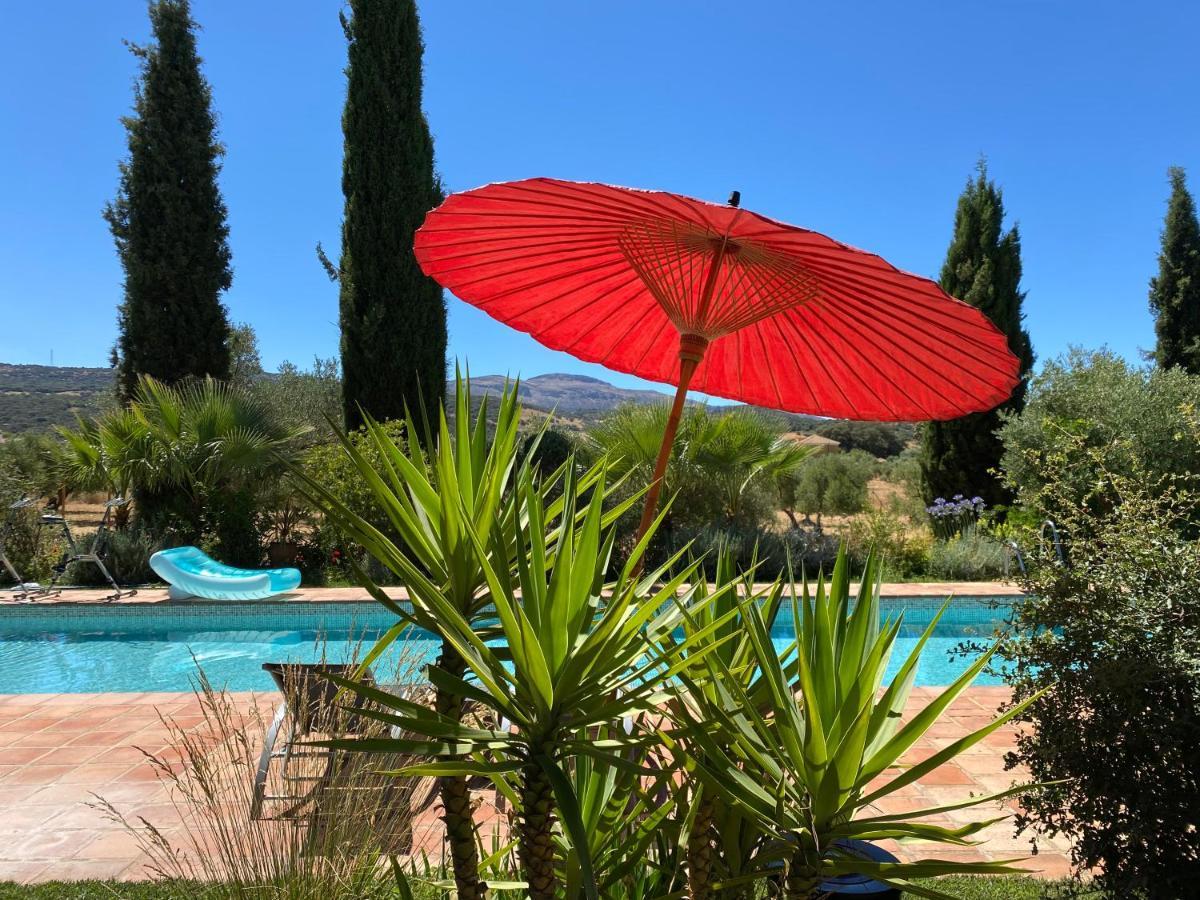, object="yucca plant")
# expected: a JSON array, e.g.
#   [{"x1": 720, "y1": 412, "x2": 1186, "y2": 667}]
[
  {"x1": 667, "y1": 548, "x2": 1048, "y2": 899},
  {"x1": 294, "y1": 371, "x2": 635, "y2": 899},
  {"x1": 653, "y1": 546, "x2": 781, "y2": 899},
  {"x1": 322, "y1": 463, "x2": 734, "y2": 900},
  {"x1": 550, "y1": 724, "x2": 686, "y2": 898}
]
